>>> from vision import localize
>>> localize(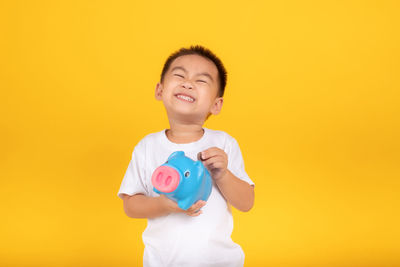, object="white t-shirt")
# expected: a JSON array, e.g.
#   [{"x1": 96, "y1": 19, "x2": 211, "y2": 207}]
[{"x1": 118, "y1": 128, "x2": 254, "y2": 267}]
